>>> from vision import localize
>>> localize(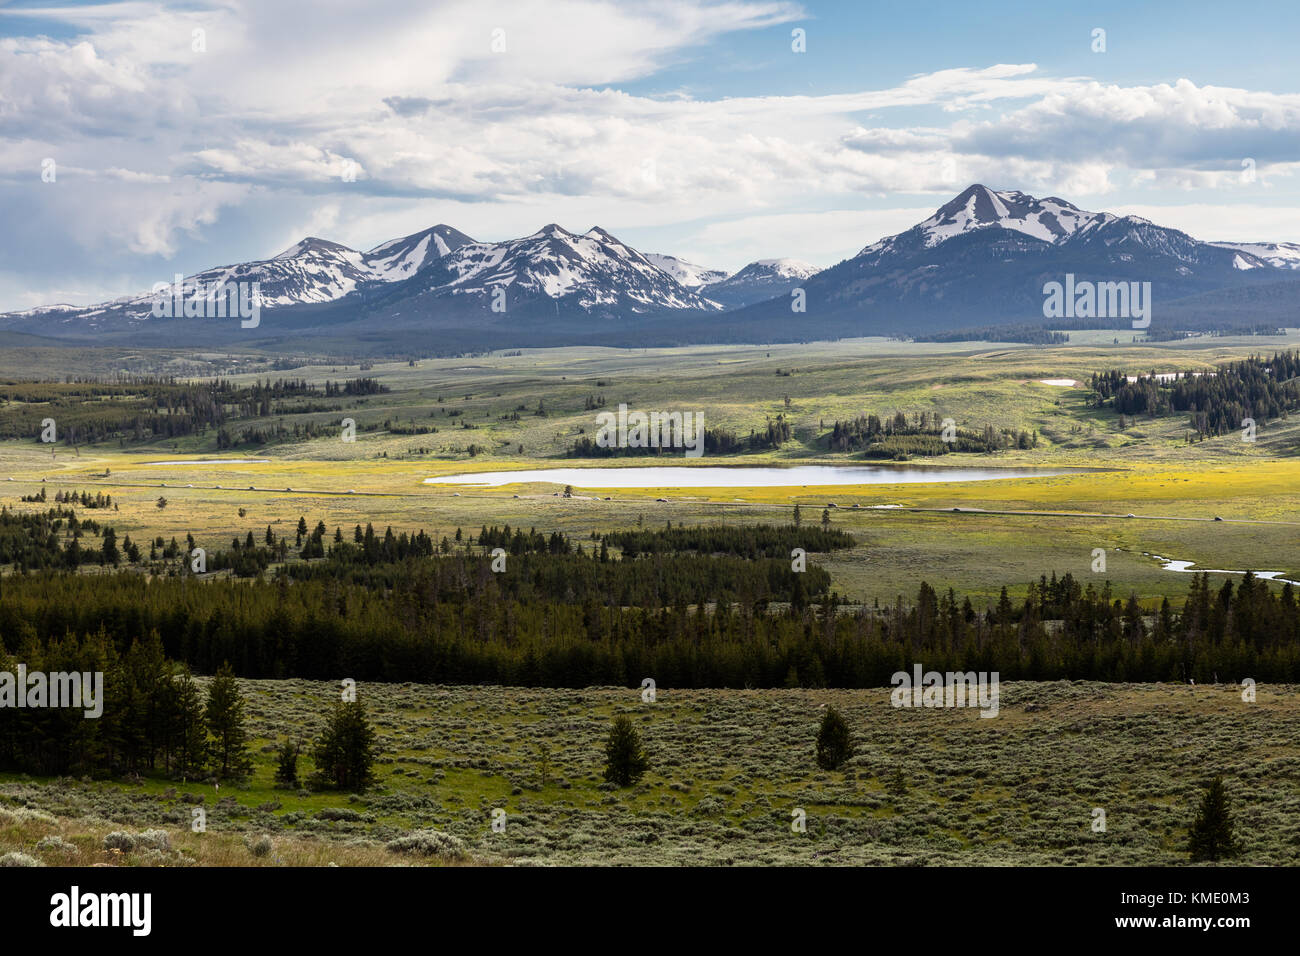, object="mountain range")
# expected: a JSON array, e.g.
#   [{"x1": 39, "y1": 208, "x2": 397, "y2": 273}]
[{"x1": 5, "y1": 185, "x2": 1297, "y2": 352}]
